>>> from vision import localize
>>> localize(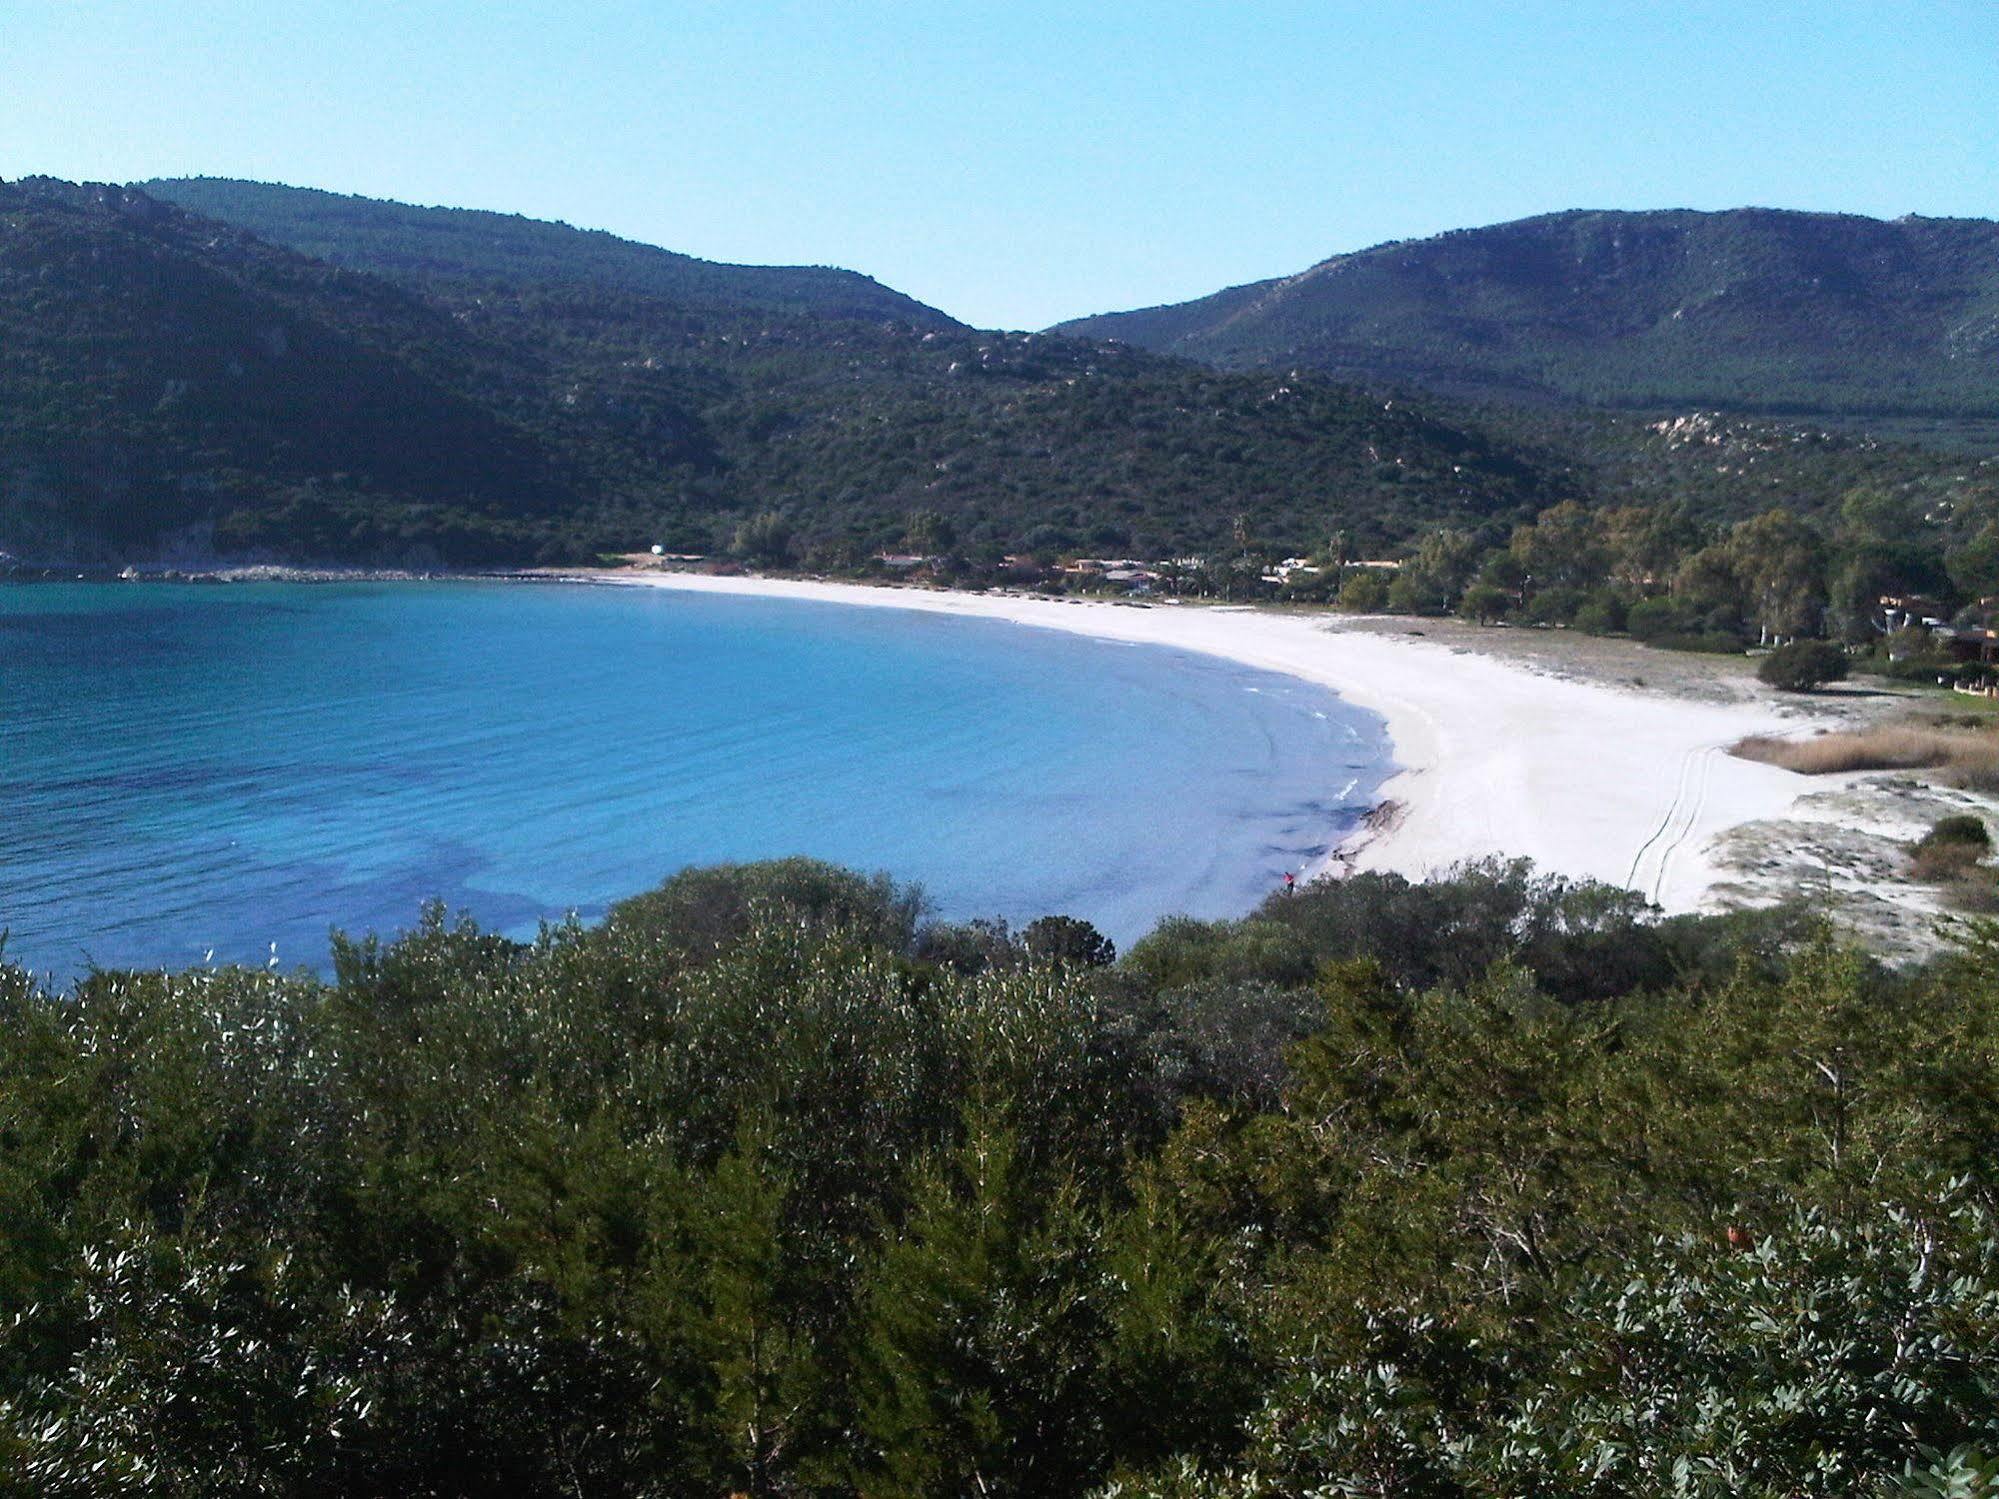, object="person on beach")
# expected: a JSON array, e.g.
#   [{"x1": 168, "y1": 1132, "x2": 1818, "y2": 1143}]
[{"x1": 1283, "y1": 871, "x2": 1295, "y2": 895}]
